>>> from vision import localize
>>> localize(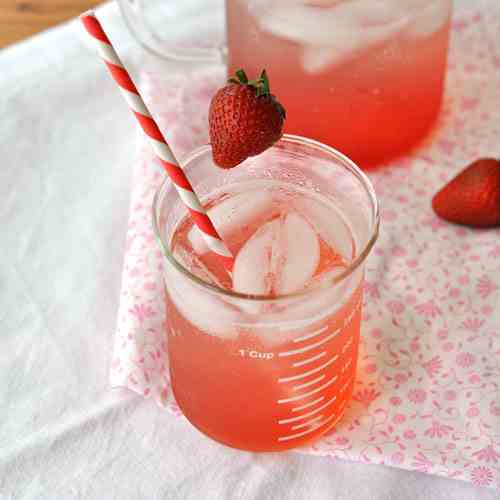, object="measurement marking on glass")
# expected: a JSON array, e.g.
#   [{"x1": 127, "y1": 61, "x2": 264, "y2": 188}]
[
  {"x1": 293, "y1": 325, "x2": 329, "y2": 343},
  {"x1": 343, "y1": 307, "x2": 357, "y2": 327},
  {"x1": 291, "y1": 397, "x2": 324, "y2": 413},
  {"x1": 279, "y1": 329, "x2": 342, "y2": 357},
  {"x1": 277, "y1": 375, "x2": 338, "y2": 404},
  {"x1": 280, "y1": 395, "x2": 337, "y2": 424},
  {"x1": 342, "y1": 337, "x2": 353, "y2": 354},
  {"x1": 341, "y1": 357, "x2": 353, "y2": 374},
  {"x1": 277, "y1": 412, "x2": 337, "y2": 442},
  {"x1": 292, "y1": 351, "x2": 326, "y2": 368},
  {"x1": 279, "y1": 354, "x2": 339, "y2": 383},
  {"x1": 350, "y1": 298, "x2": 362, "y2": 315},
  {"x1": 338, "y1": 399, "x2": 347, "y2": 413},
  {"x1": 292, "y1": 375, "x2": 325, "y2": 392},
  {"x1": 291, "y1": 414, "x2": 325, "y2": 430},
  {"x1": 238, "y1": 349, "x2": 274, "y2": 360},
  {"x1": 339, "y1": 378, "x2": 353, "y2": 394}
]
